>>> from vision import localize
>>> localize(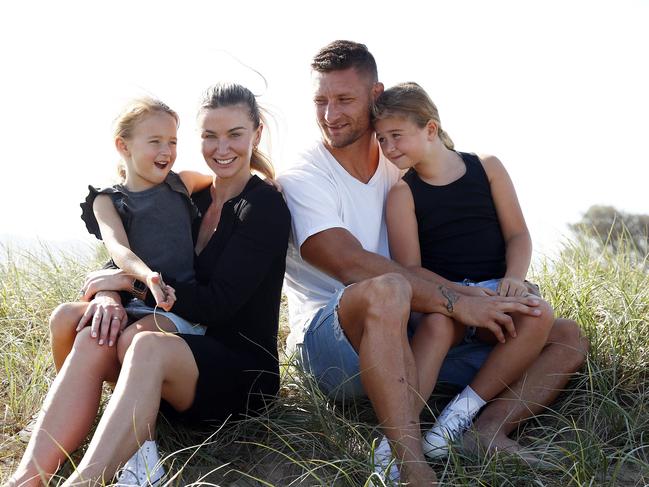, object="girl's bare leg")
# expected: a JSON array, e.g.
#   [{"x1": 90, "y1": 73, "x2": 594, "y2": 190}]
[
  {"x1": 62, "y1": 331, "x2": 198, "y2": 486},
  {"x1": 468, "y1": 300, "x2": 555, "y2": 401},
  {"x1": 410, "y1": 313, "x2": 464, "y2": 414},
  {"x1": 7, "y1": 328, "x2": 120, "y2": 487},
  {"x1": 467, "y1": 318, "x2": 588, "y2": 453}
]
